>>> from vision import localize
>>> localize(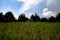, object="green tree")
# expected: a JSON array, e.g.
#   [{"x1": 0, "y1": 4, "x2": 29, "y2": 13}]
[
  {"x1": 4, "y1": 11, "x2": 15, "y2": 22},
  {"x1": 48, "y1": 16, "x2": 55, "y2": 22},
  {"x1": 0, "y1": 12, "x2": 4, "y2": 22},
  {"x1": 55, "y1": 13, "x2": 60, "y2": 22},
  {"x1": 41, "y1": 18, "x2": 48, "y2": 22},
  {"x1": 18, "y1": 14, "x2": 28, "y2": 22},
  {"x1": 30, "y1": 13, "x2": 40, "y2": 22}
]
